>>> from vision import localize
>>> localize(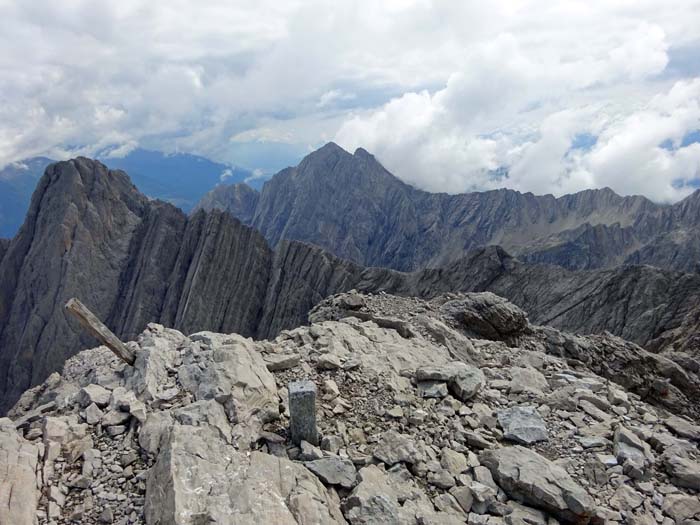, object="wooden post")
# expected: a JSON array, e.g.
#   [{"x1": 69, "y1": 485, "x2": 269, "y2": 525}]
[{"x1": 65, "y1": 298, "x2": 136, "y2": 365}]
